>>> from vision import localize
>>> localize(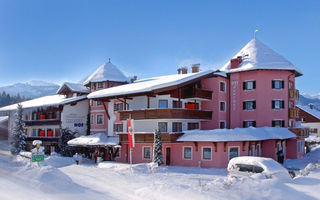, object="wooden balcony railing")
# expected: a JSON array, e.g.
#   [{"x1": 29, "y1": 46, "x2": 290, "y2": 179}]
[
  {"x1": 289, "y1": 128, "x2": 309, "y2": 139},
  {"x1": 289, "y1": 89, "x2": 299, "y2": 100},
  {"x1": 24, "y1": 119, "x2": 61, "y2": 126},
  {"x1": 119, "y1": 109, "x2": 212, "y2": 120},
  {"x1": 183, "y1": 88, "x2": 212, "y2": 100},
  {"x1": 119, "y1": 133, "x2": 182, "y2": 144},
  {"x1": 289, "y1": 108, "x2": 299, "y2": 119}
]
